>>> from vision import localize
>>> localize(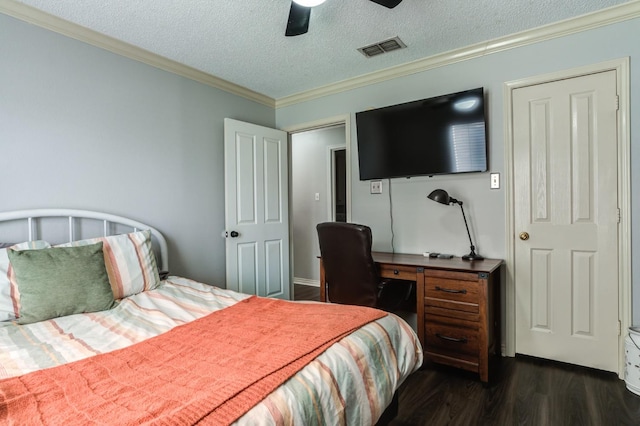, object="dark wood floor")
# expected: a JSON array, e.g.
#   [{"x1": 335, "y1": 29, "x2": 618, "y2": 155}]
[
  {"x1": 391, "y1": 357, "x2": 640, "y2": 426},
  {"x1": 293, "y1": 283, "x2": 321, "y2": 301},
  {"x1": 293, "y1": 284, "x2": 640, "y2": 425}
]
